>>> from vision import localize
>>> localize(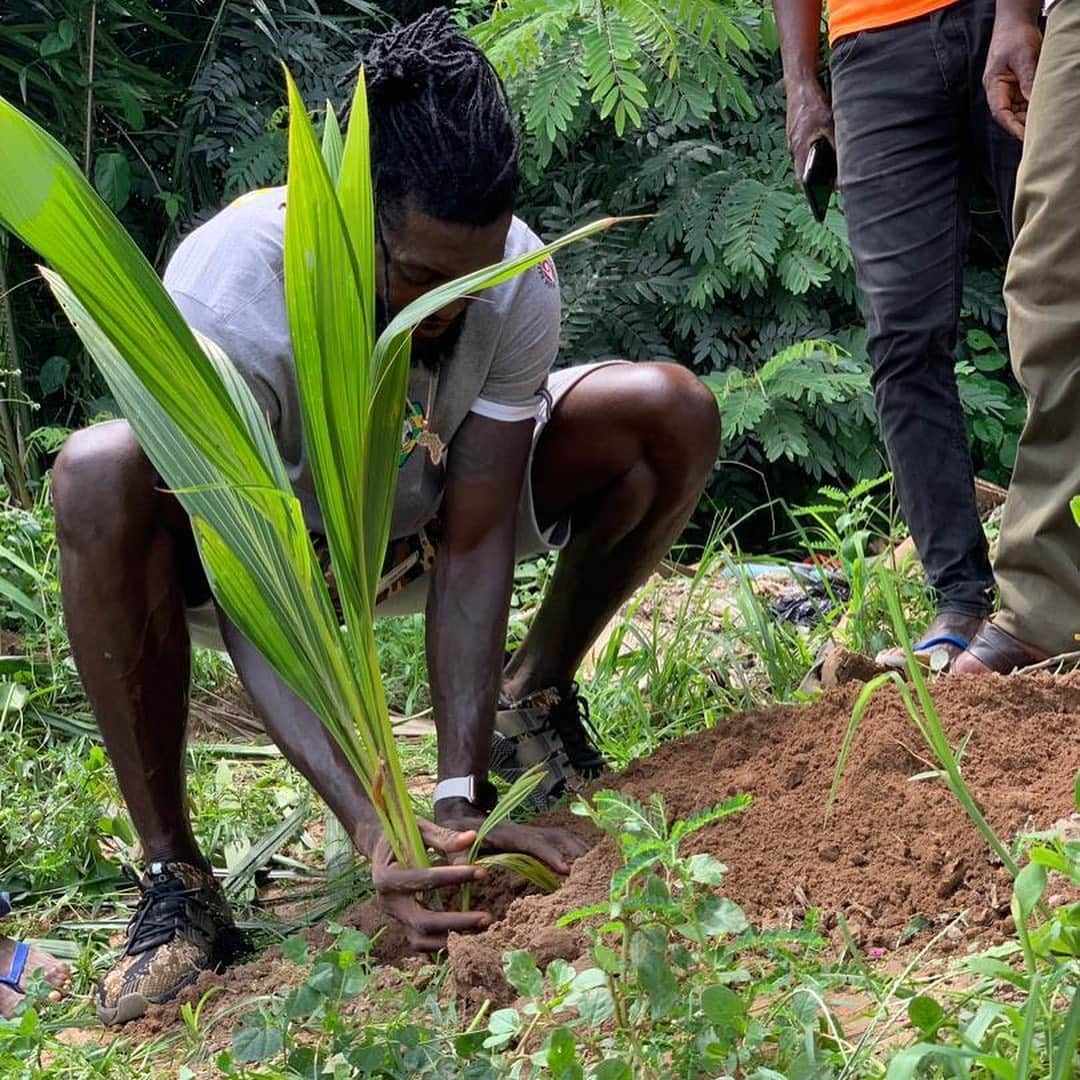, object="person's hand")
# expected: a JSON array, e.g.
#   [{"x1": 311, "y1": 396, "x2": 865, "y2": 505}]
[
  {"x1": 434, "y1": 798, "x2": 589, "y2": 876},
  {"x1": 785, "y1": 79, "x2": 834, "y2": 181},
  {"x1": 984, "y1": 17, "x2": 1043, "y2": 140},
  {"x1": 369, "y1": 818, "x2": 494, "y2": 952}
]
